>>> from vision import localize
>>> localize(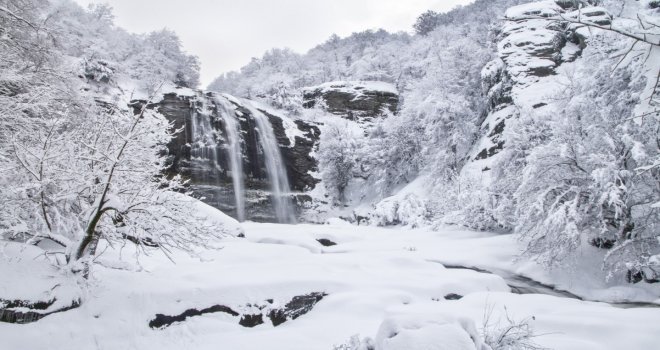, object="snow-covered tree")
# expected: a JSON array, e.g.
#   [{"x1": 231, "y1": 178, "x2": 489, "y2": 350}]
[
  {"x1": 0, "y1": 0, "x2": 228, "y2": 280},
  {"x1": 413, "y1": 10, "x2": 440, "y2": 36},
  {"x1": 318, "y1": 123, "x2": 358, "y2": 204},
  {"x1": 514, "y1": 33, "x2": 659, "y2": 281}
]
